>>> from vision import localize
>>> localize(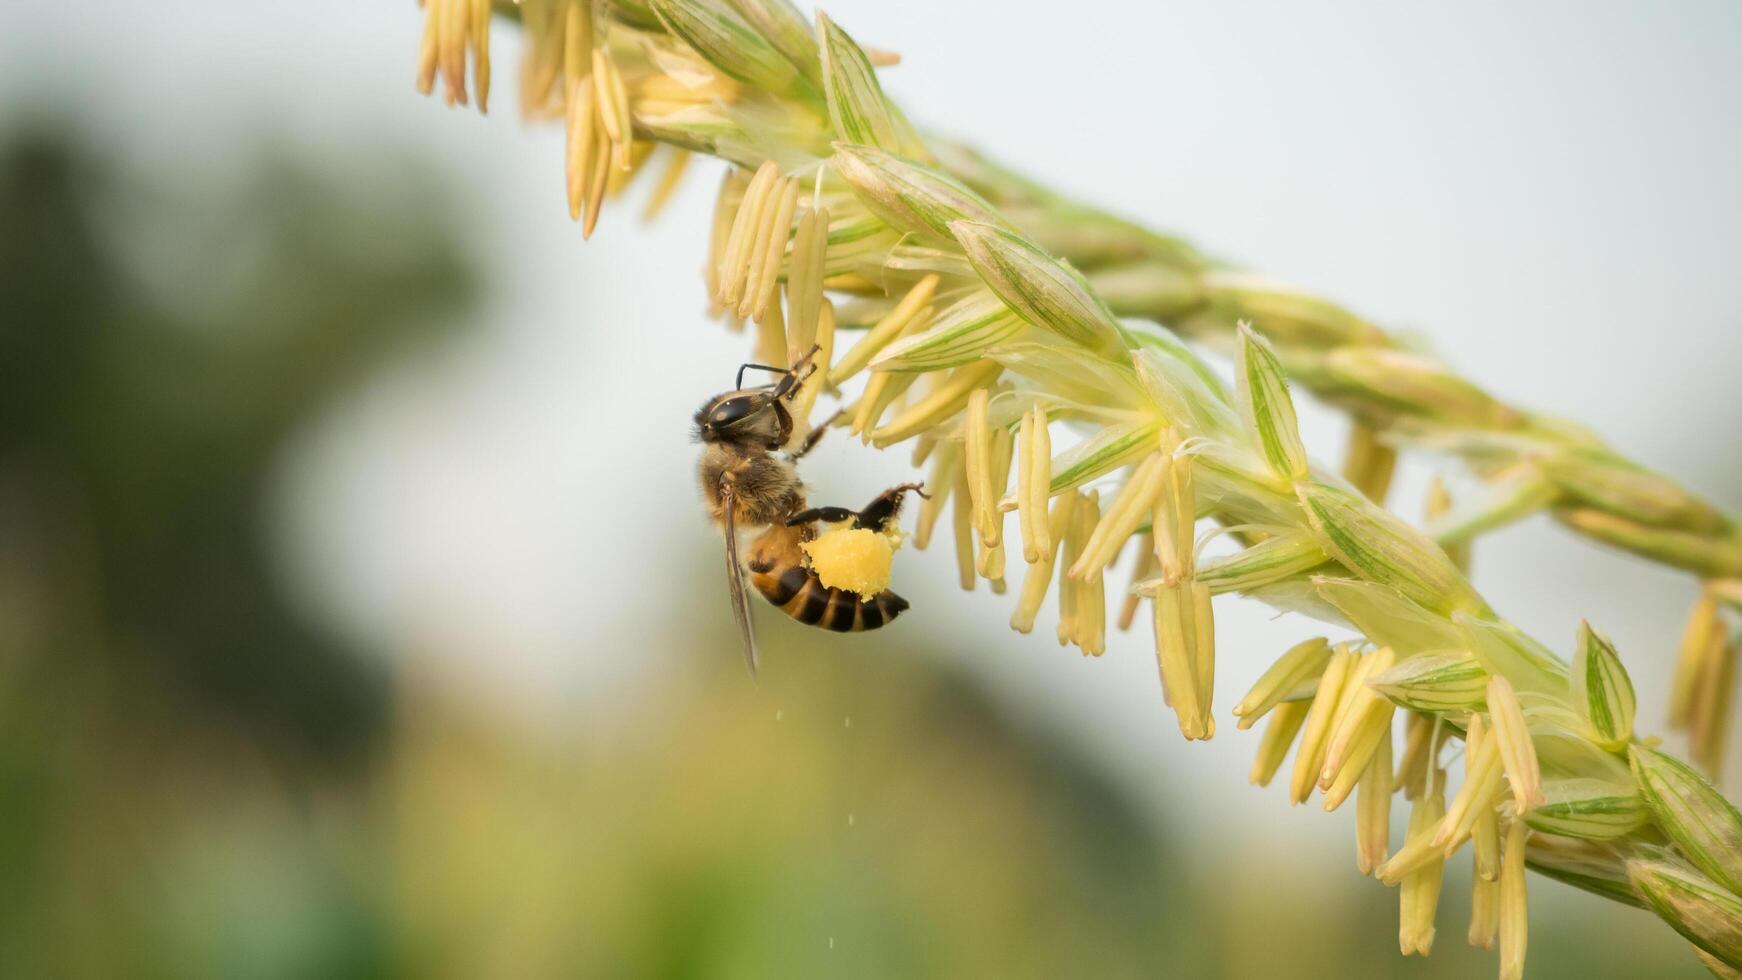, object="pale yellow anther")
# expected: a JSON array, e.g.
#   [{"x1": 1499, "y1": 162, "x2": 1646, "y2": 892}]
[
  {"x1": 591, "y1": 48, "x2": 632, "y2": 165},
  {"x1": 1073, "y1": 492, "x2": 1106, "y2": 655},
  {"x1": 1394, "y1": 711, "x2": 1435, "y2": 801},
  {"x1": 1398, "y1": 784, "x2": 1447, "y2": 956},
  {"x1": 564, "y1": 75, "x2": 598, "y2": 221},
  {"x1": 1056, "y1": 491, "x2": 1085, "y2": 647},
  {"x1": 864, "y1": 45, "x2": 902, "y2": 67},
  {"x1": 641, "y1": 148, "x2": 692, "y2": 222},
  {"x1": 1189, "y1": 581, "x2": 1214, "y2": 729},
  {"x1": 517, "y1": 3, "x2": 566, "y2": 117},
  {"x1": 813, "y1": 296, "x2": 838, "y2": 376},
  {"x1": 1117, "y1": 538, "x2": 1155, "y2": 632},
  {"x1": 1234, "y1": 636, "x2": 1332, "y2": 730},
  {"x1": 1670, "y1": 587, "x2": 1719, "y2": 729},
  {"x1": 1026, "y1": 405, "x2": 1054, "y2": 559},
  {"x1": 964, "y1": 388, "x2": 999, "y2": 550},
  {"x1": 951, "y1": 462, "x2": 976, "y2": 592},
  {"x1": 752, "y1": 294, "x2": 786, "y2": 371},
  {"x1": 986, "y1": 421, "x2": 1015, "y2": 559},
  {"x1": 631, "y1": 74, "x2": 737, "y2": 106},
  {"x1": 1499, "y1": 818, "x2": 1529, "y2": 980},
  {"x1": 1689, "y1": 626, "x2": 1735, "y2": 777},
  {"x1": 784, "y1": 204, "x2": 828, "y2": 361},
  {"x1": 1250, "y1": 699, "x2": 1310, "y2": 787},
  {"x1": 852, "y1": 364, "x2": 921, "y2": 439},
  {"x1": 1472, "y1": 795, "x2": 1501, "y2": 882},
  {"x1": 851, "y1": 304, "x2": 931, "y2": 436},
  {"x1": 1152, "y1": 435, "x2": 1196, "y2": 586},
  {"x1": 912, "y1": 440, "x2": 959, "y2": 552},
  {"x1": 1016, "y1": 407, "x2": 1040, "y2": 562},
  {"x1": 1317, "y1": 650, "x2": 1378, "y2": 780},
  {"x1": 1356, "y1": 726, "x2": 1393, "y2": 875},
  {"x1": 1486, "y1": 676, "x2": 1545, "y2": 814},
  {"x1": 1343, "y1": 420, "x2": 1398, "y2": 504},
  {"x1": 742, "y1": 176, "x2": 799, "y2": 318},
  {"x1": 789, "y1": 298, "x2": 835, "y2": 427},
  {"x1": 978, "y1": 537, "x2": 1006, "y2": 585},
  {"x1": 718, "y1": 161, "x2": 779, "y2": 308},
  {"x1": 1071, "y1": 452, "x2": 1167, "y2": 583},
  {"x1": 471, "y1": 0, "x2": 492, "y2": 112},
  {"x1": 582, "y1": 95, "x2": 612, "y2": 237},
  {"x1": 976, "y1": 402, "x2": 1013, "y2": 577},
  {"x1": 562, "y1": 0, "x2": 591, "y2": 92},
  {"x1": 1011, "y1": 490, "x2": 1078, "y2": 634},
  {"x1": 1150, "y1": 582, "x2": 1191, "y2": 726},
  {"x1": 416, "y1": 1, "x2": 440, "y2": 95},
  {"x1": 1321, "y1": 647, "x2": 1398, "y2": 810},
  {"x1": 1435, "y1": 713, "x2": 1503, "y2": 851},
  {"x1": 452, "y1": 0, "x2": 476, "y2": 106},
  {"x1": 870, "y1": 360, "x2": 1001, "y2": 446},
  {"x1": 704, "y1": 170, "x2": 747, "y2": 316},
  {"x1": 1289, "y1": 647, "x2": 1356, "y2": 804},
  {"x1": 604, "y1": 141, "x2": 653, "y2": 199},
  {"x1": 1377, "y1": 782, "x2": 1451, "y2": 886},
  {"x1": 822, "y1": 272, "x2": 879, "y2": 293},
  {"x1": 436, "y1": 0, "x2": 469, "y2": 106},
  {"x1": 1425, "y1": 476, "x2": 1470, "y2": 572},
  {"x1": 1468, "y1": 875, "x2": 1499, "y2": 950},
  {"x1": 1153, "y1": 574, "x2": 1216, "y2": 741},
  {"x1": 830, "y1": 274, "x2": 940, "y2": 386}
]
